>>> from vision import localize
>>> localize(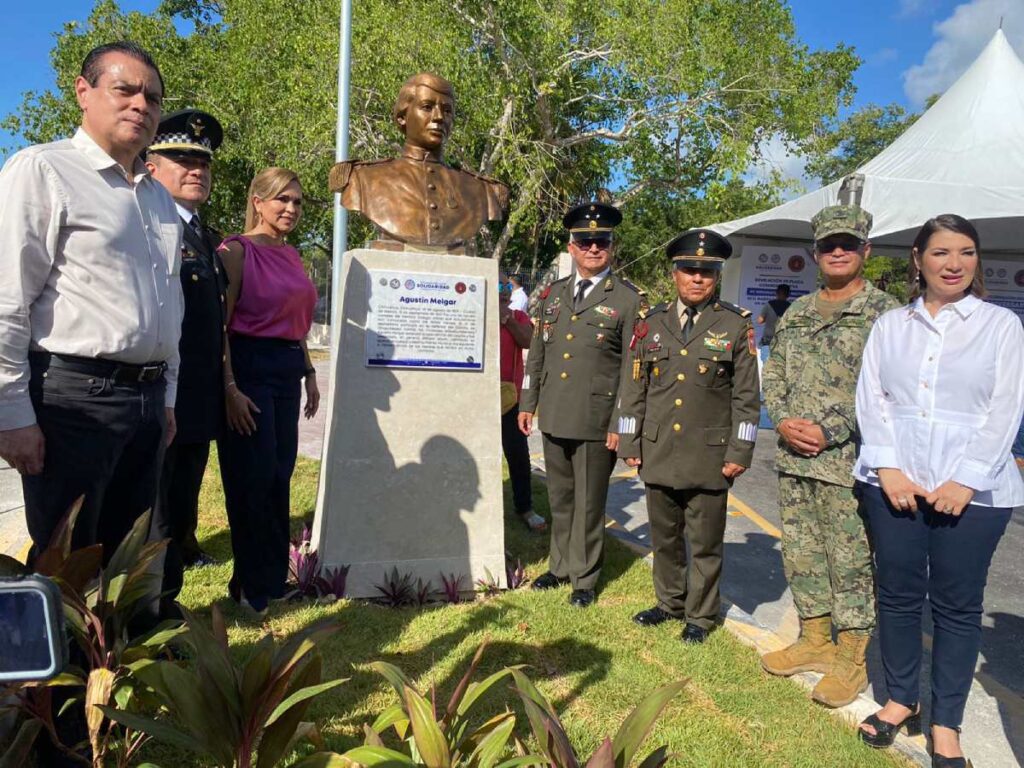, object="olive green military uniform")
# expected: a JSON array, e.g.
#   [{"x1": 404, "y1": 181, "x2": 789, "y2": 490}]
[
  {"x1": 617, "y1": 299, "x2": 761, "y2": 628},
  {"x1": 520, "y1": 273, "x2": 642, "y2": 590},
  {"x1": 762, "y1": 281, "x2": 900, "y2": 630}
]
